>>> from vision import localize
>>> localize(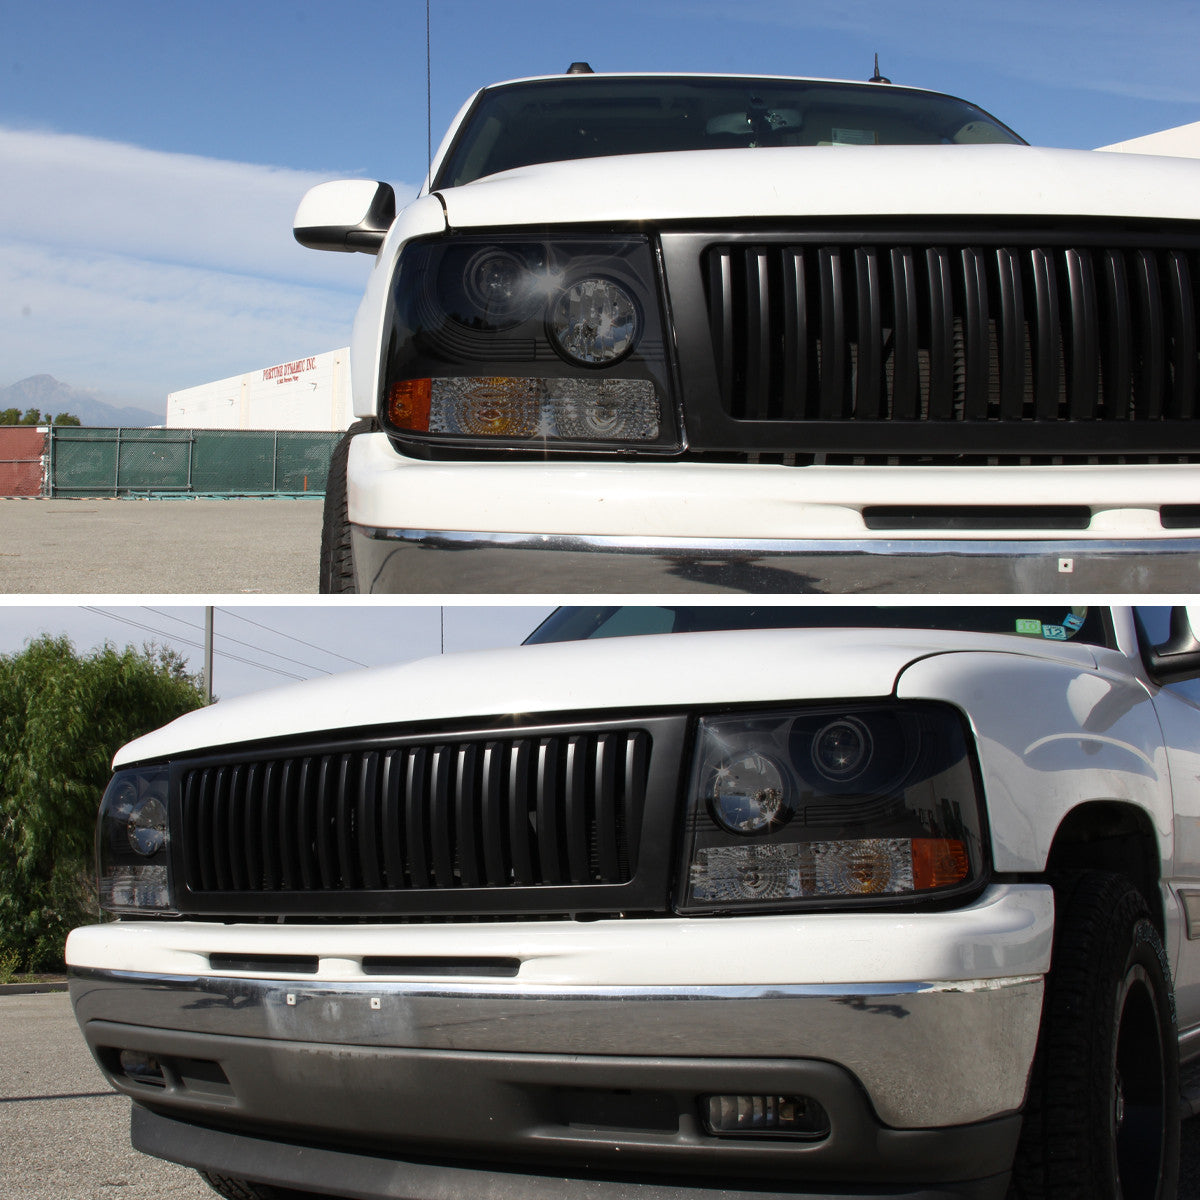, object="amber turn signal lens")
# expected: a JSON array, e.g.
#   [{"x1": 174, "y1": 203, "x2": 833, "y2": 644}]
[
  {"x1": 912, "y1": 838, "x2": 969, "y2": 890},
  {"x1": 387, "y1": 379, "x2": 432, "y2": 431}
]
